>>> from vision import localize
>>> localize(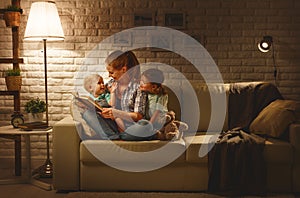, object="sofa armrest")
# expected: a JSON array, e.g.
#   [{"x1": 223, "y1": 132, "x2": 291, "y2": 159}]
[
  {"x1": 53, "y1": 115, "x2": 81, "y2": 191},
  {"x1": 289, "y1": 122, "x2": 300, "y2": 192},
  {"x1": 290, "y1": 122, "x2": 300, "y2": 155}
]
